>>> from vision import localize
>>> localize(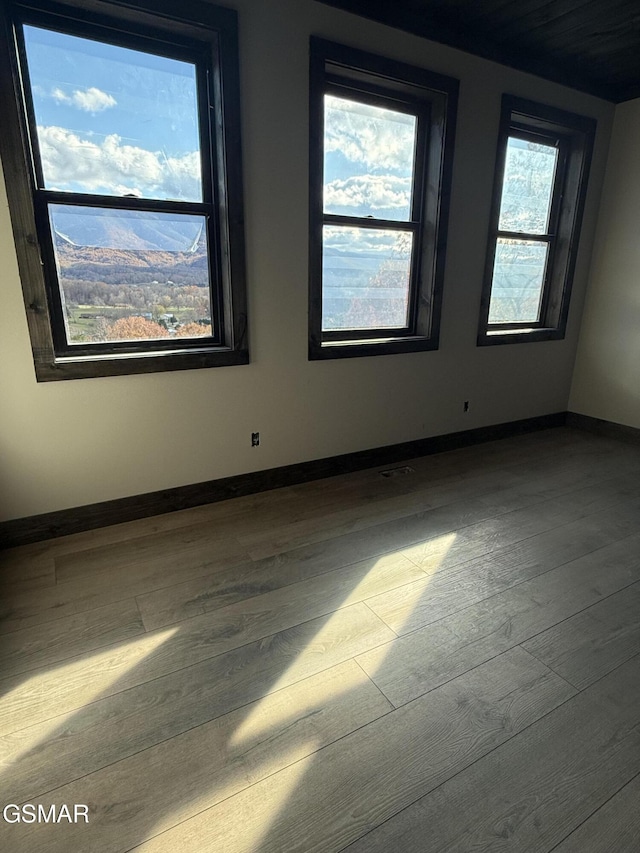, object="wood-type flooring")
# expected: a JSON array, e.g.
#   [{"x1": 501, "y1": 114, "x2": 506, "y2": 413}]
[{"x1": 1, "y1": 426, "x2": 639, "y2": 852}]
